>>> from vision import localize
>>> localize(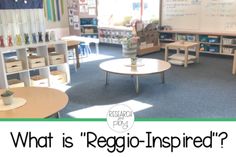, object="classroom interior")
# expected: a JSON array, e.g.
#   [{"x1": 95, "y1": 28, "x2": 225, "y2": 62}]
[{"x1": 0, "y1": 0, "x2": 236, "y2": 118}]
